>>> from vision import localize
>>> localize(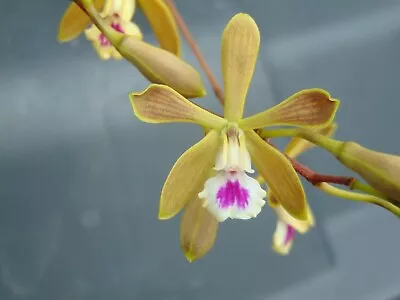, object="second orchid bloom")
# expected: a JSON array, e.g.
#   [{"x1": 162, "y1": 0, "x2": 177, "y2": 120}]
[
  {"x1": 58, "y1": 0, "x2": 180, "y2": 59},
  {"x1": 130, "y1": 13, "x2": 339, "y2": 261}
]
